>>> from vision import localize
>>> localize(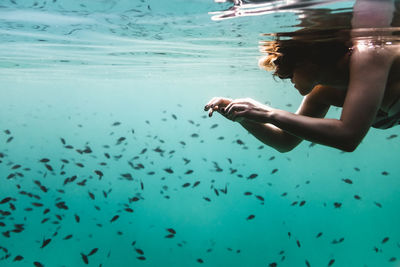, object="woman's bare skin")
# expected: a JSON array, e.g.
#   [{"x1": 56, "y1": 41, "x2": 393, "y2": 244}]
[{"x1": 204, "y1": 0, "x2": 399, "y2": 152}]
